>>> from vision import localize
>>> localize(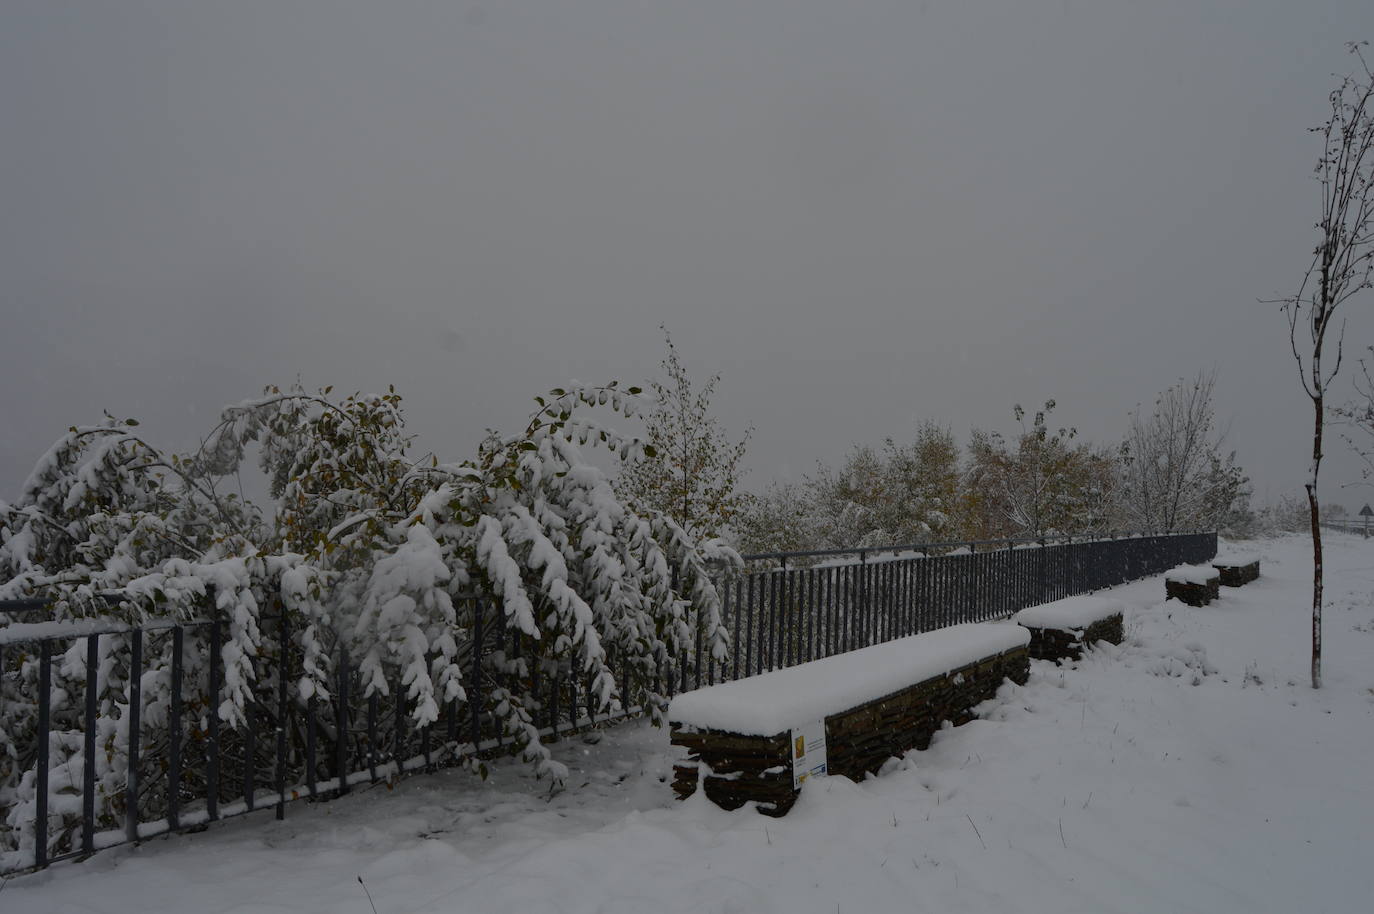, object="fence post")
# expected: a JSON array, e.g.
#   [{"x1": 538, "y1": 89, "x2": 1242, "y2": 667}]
[
  {"x1": 81, "y1": 634, "x2": 99, "y2": 855},
  {"x1": 858, "y1": 550, "x2": 868, "y2": 649},
  {"x1": 207, "y1": 612, "x2": 221, "y2": 821},
  {"x1": 276, "y1": 604, "x2": 290, "y2": 820},
  {"x1": 779, "y1": 557, "x2": 789, "y2": 669},
  {"x1": 1037, "y1": 537, "x2": 1047, "y2": 605},
  {"x1": 470, "y1": 599, "x2": 483, "y2": 749},
  {"x1": 36, "y1": 639, "x2": 51, "y2": 868},
  {"x1": 168, "y1": 626, "x2": 183, "y2": 830},
  {"x1": 126, "y1": 628, "x2": 143, "y2": 843},
  {"x1": 336, "y1": 643, "x2": 350, "y2": 796}
]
